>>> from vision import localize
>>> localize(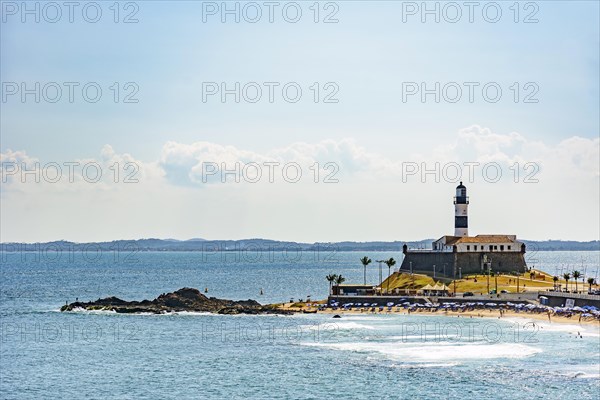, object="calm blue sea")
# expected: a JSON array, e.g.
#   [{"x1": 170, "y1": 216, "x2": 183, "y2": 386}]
[{"x1": 1, "y1": 251, "x2": 599, "y2": 399}]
